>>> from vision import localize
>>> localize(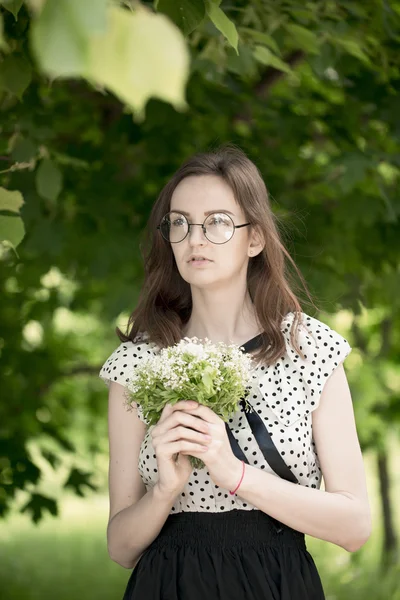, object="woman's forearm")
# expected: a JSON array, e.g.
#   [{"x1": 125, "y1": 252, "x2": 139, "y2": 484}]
[
  {"x1": 232, "y1": 462, "x2": 371, "y2": 552},
  {"x1": 107, "y1": 485, "x2": 177, "y2": 569}
]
